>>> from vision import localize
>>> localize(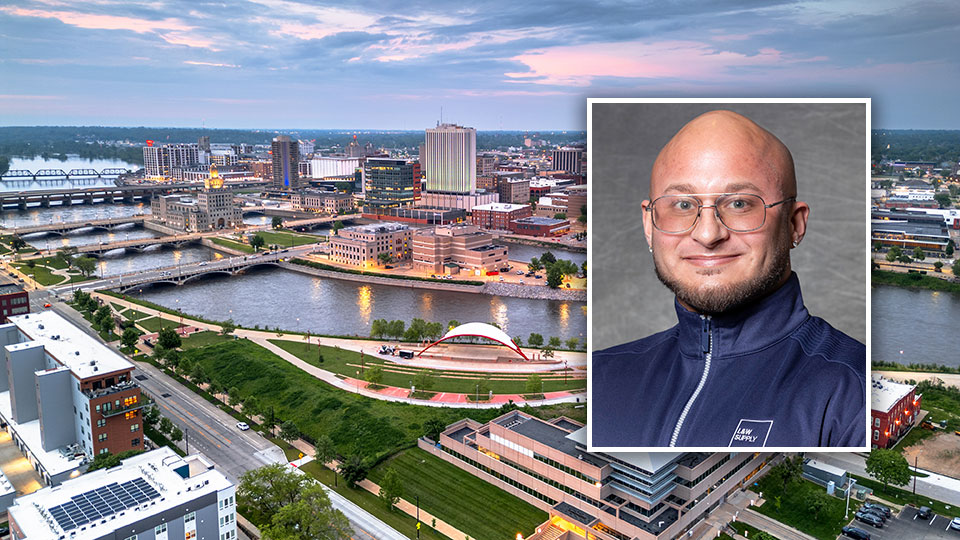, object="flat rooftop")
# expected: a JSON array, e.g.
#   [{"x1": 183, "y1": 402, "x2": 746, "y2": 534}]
[
  {"x1": 346, "y1": 222, "x2": 409, "y2": 233},
  {"x1": 498, "y1": 413, "x2": 607, "y2": 468},
  {"x1": 513, "y1": 216, "x2": 568, "y2": 226},
  {"x1": 472, "y1": 202, "x2": 529, "y2": 212},
  {"x1": 0, "y1": 389, "x2": 85, "y2": 477},
  {"x1": 872, "y1": 374, "x2": 916, "y2": 413},
  {"x1": 8, "y1": 447, "x2": 232, "y2": 540},
  {"x1": 0, "y1": 283, "x2": 25, "y2": 295},
  {"x1": 9, "y1": 311, "x2": 134, "y2": 379}
]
